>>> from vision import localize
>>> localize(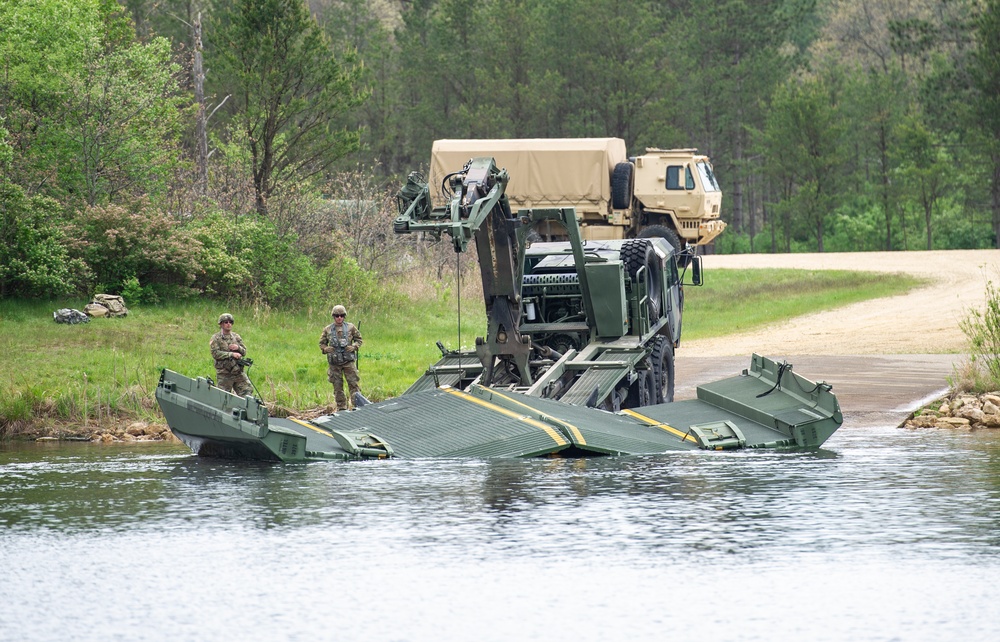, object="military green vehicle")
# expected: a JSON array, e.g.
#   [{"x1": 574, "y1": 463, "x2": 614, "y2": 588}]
[
  {"x1": 394, "y1": 157, "x2": 696, "y2": 410},
  {"x1": 429, "y1": 139, "x2": 726, "y2": 251},
  {"x1": 154, "y1": 158, "x2": 842, "y2": 461}
]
